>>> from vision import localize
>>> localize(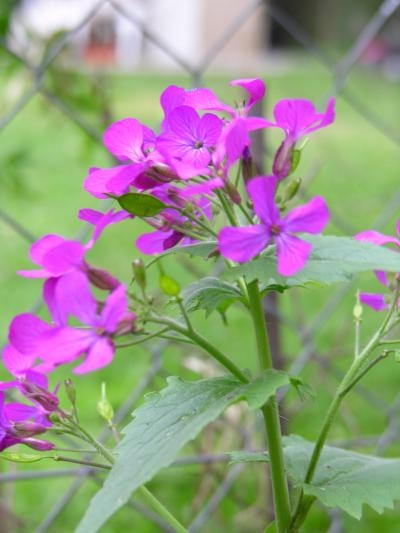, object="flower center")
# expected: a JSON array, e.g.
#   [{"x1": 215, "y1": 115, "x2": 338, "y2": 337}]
[
  {"x1": 194, "y1": 140, "x2": 204, "y2": 149},
  {"x1": 270, "y1": 224, "x2": 281, "y2": 236}
]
